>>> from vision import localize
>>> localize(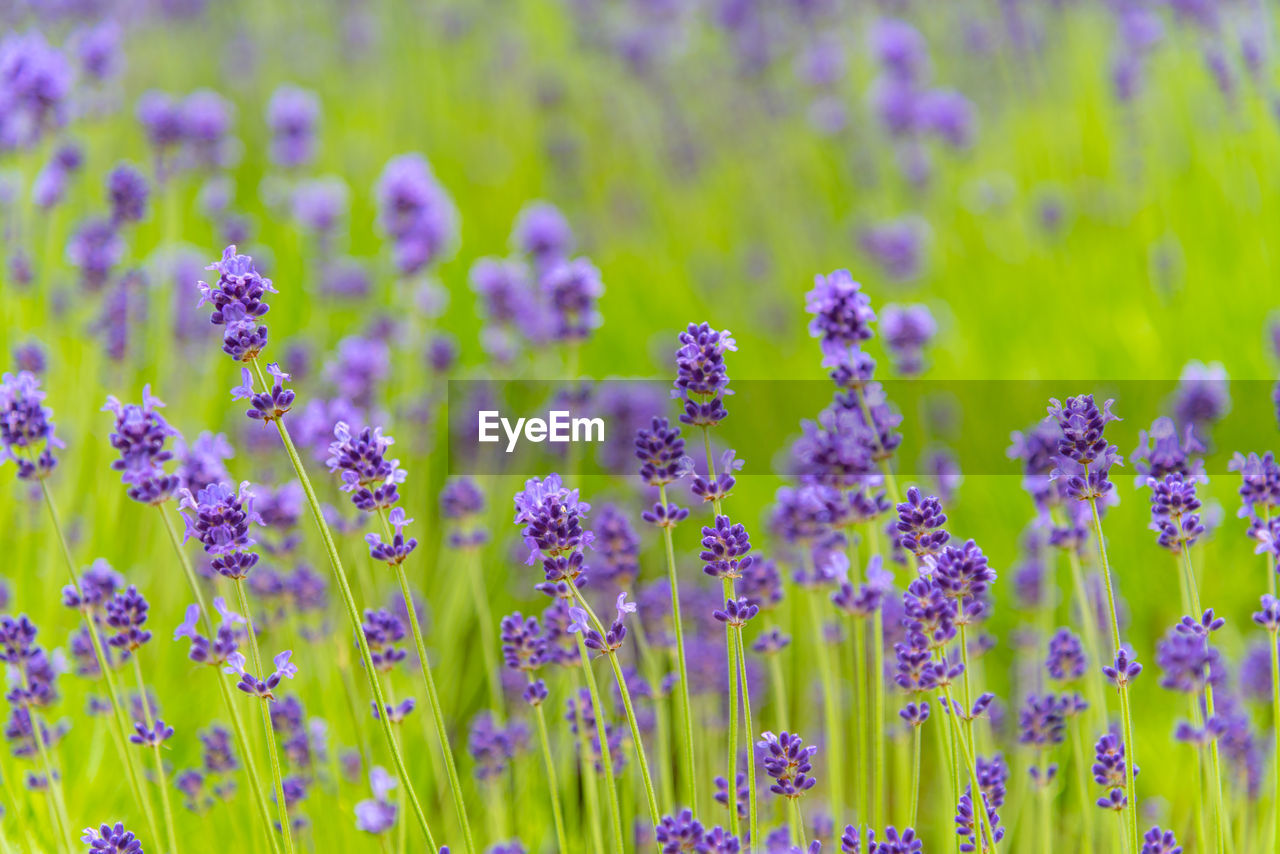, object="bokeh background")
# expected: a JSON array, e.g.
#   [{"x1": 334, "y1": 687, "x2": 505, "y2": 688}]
[{"x1": 4, "y1": 1, "x2": 1280, "y2": 852}]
